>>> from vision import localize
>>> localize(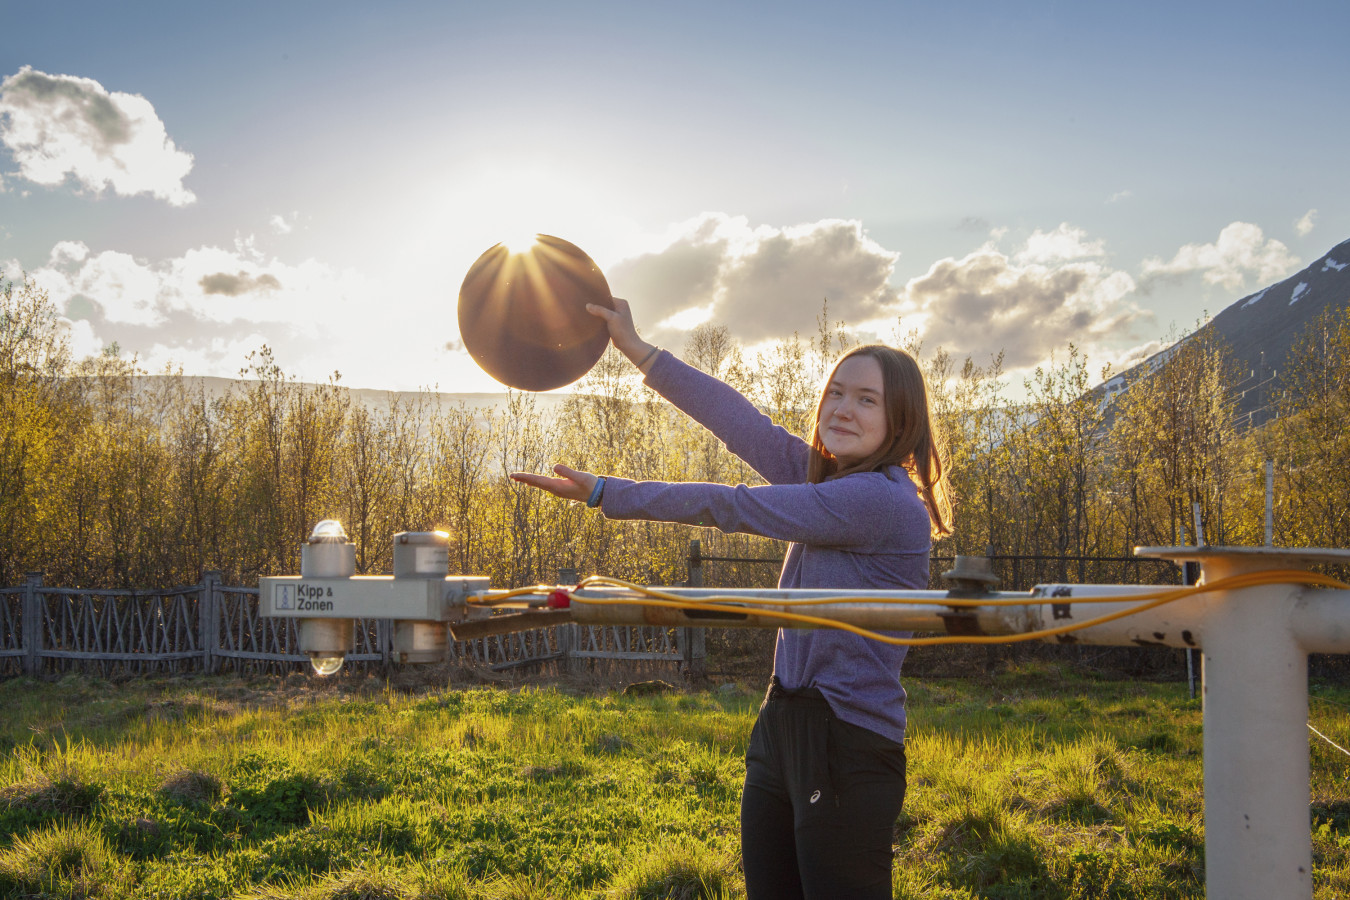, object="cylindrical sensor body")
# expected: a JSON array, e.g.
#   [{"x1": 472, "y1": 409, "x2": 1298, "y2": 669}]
[
  {"x1": 299, "y1": 520, "x2": 358, "y2": 674},
  {"x1": 393, "y1": 531, "x2": 450, "y2": 578},
  {"x1": 392, "y1": 531, "x2": 451, "y2": 663}
]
